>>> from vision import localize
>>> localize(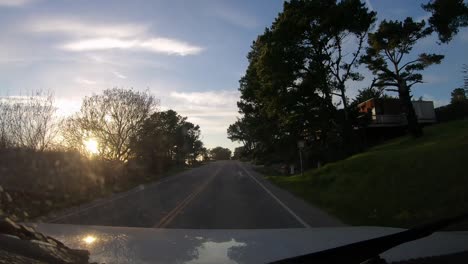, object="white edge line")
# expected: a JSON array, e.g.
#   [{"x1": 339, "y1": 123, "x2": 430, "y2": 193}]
[{"x1": 240, "y1": 166, "x2": 311, "y2": 228}]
